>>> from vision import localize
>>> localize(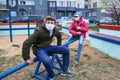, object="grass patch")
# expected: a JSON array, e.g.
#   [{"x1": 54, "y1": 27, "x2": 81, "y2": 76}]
[
  {"x1": 12, "y1": 44, "x2": 20, "y2": 48},
  {"x1": 0, "y1": 57, "x2": 7, "y2": 64},
  {"x1": 0, "y1": 49, "x2": 6, "y2": 56},
  {"x1": 89, "y1": 26, "x2": 99, "y2": 32},
  {"x1": 108, "y1": 63, "x2": 114, "y2": 68},
  {"x1": 83, "y1": 44, "x2": 88, "y2": 48},
  {"x1": 94, "y1": 52, "x2": 98, "y2": 54},
  {"x1": 0, "y1": 49, "x2": 6, "y2": 53},
  {"x1": 102, "y1": 54, "x2": 110, "y2": 59},
  {"x1": 70, "y1": 48, "x2": 77, "y2": 52},
  {"x1": 79, "y1": 61, "x2": 85, "y2": 65},
  {"x1": 83, "y1": 54, "x2": 91, "y2": 60},
  {"x1": 81, "y1": 71, "x2": 87, "y2": 77},
  {"x1": 93, "y1": 61, "x2": 101, "y2": 68}
]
